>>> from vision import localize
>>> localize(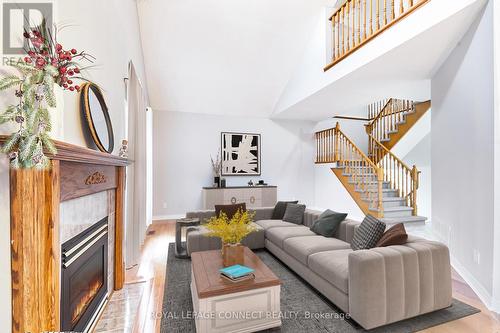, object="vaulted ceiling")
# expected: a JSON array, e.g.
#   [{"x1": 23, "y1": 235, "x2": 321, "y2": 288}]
[{"x1": 137, "y1": 0, "x2": 333, "y2": 117}]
